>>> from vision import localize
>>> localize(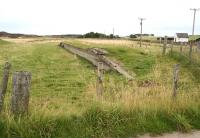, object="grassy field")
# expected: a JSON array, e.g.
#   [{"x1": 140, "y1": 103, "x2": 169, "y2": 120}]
[
  {"x1": 189, "y1": 35, "x2": 200, "y2": 41},
  {"x1": 0, "y1": 38, "x2": 199, "y2": 138}
]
